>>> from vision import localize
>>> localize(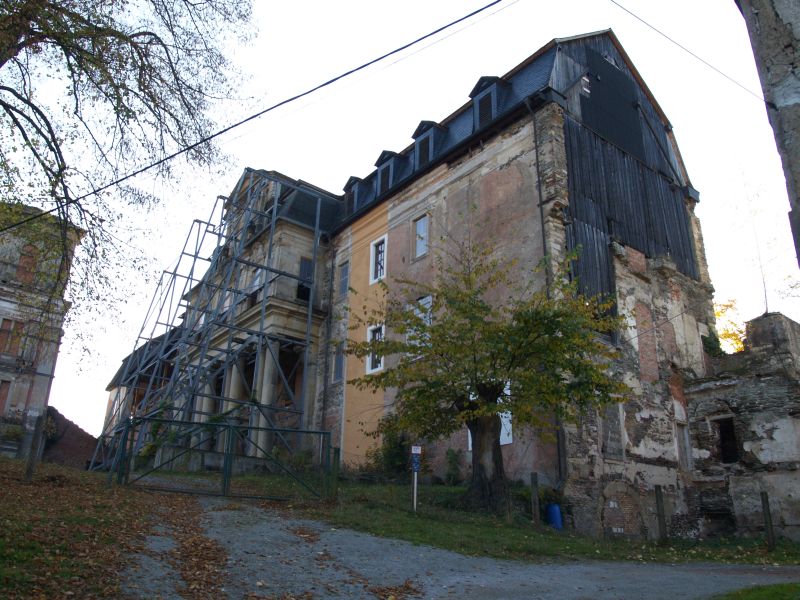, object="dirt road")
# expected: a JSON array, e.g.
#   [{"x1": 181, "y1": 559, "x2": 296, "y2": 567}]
[{"x1": 121, "y1": 497, "x2": 800, "y2": 599}]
